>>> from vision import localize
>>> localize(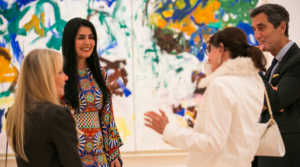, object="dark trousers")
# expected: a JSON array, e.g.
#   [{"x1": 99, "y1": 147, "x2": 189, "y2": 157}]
[{"x1": 253, "y1": 133, "x2": 300, "y2": 167}]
